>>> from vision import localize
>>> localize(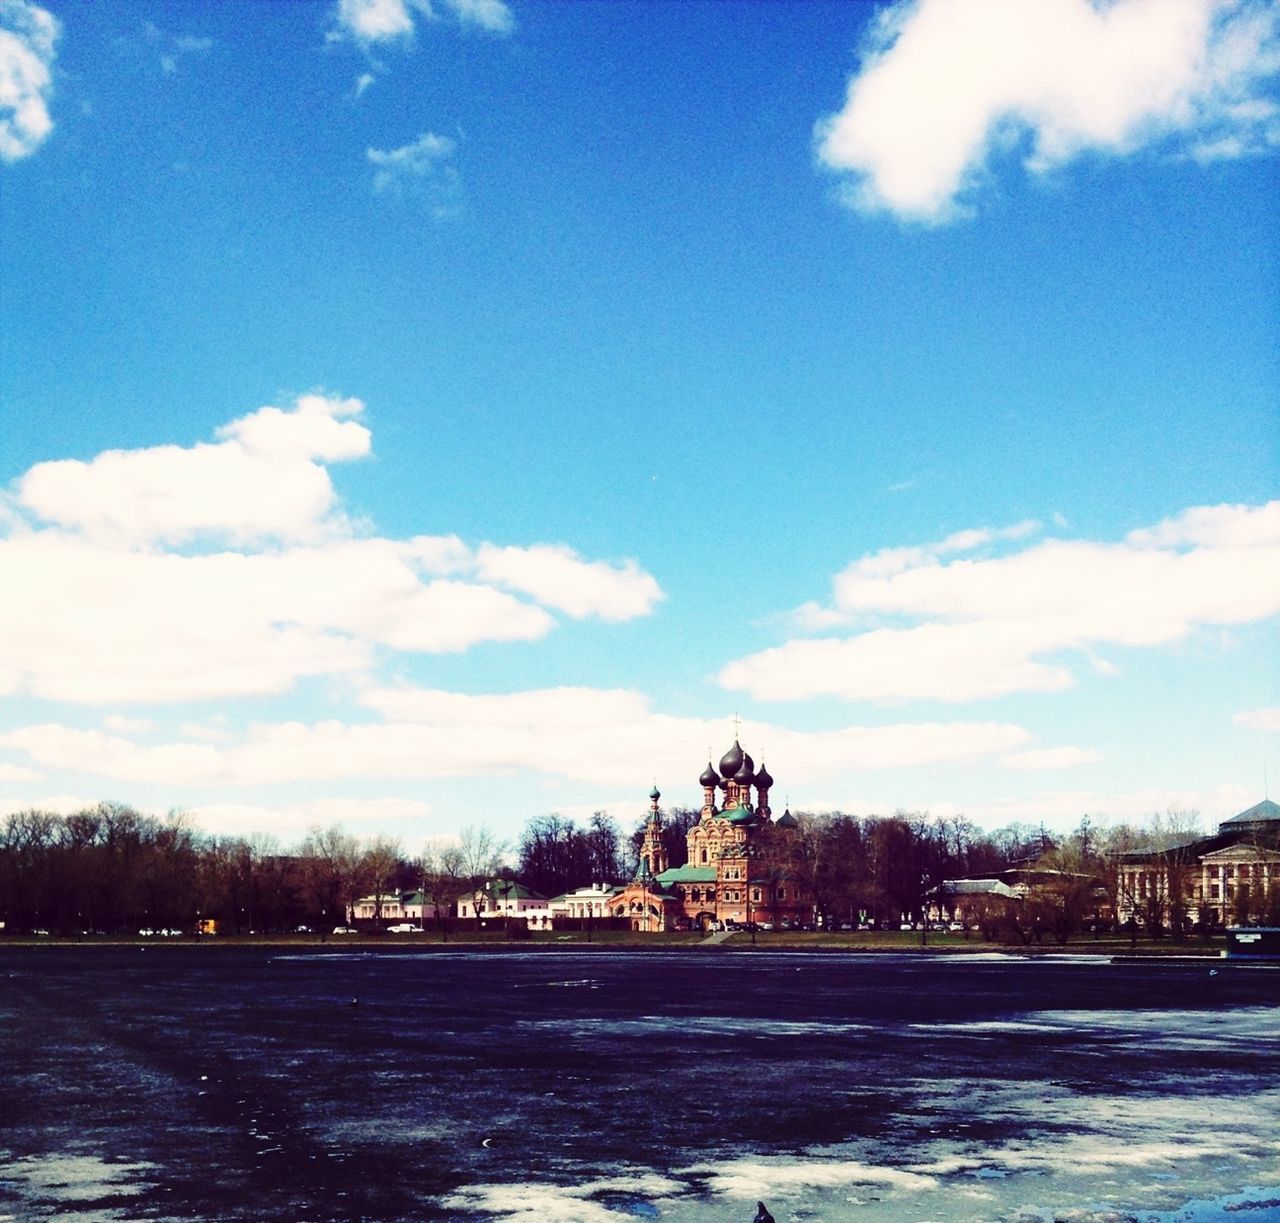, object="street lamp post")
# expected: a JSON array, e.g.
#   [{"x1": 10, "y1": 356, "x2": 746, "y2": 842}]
[
  {"x1": 921, "y1": 874, "x2": 929, "y2": 948},
  {"x1": 499, "y1": 880, "x2": 514, "y2": 937}
]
